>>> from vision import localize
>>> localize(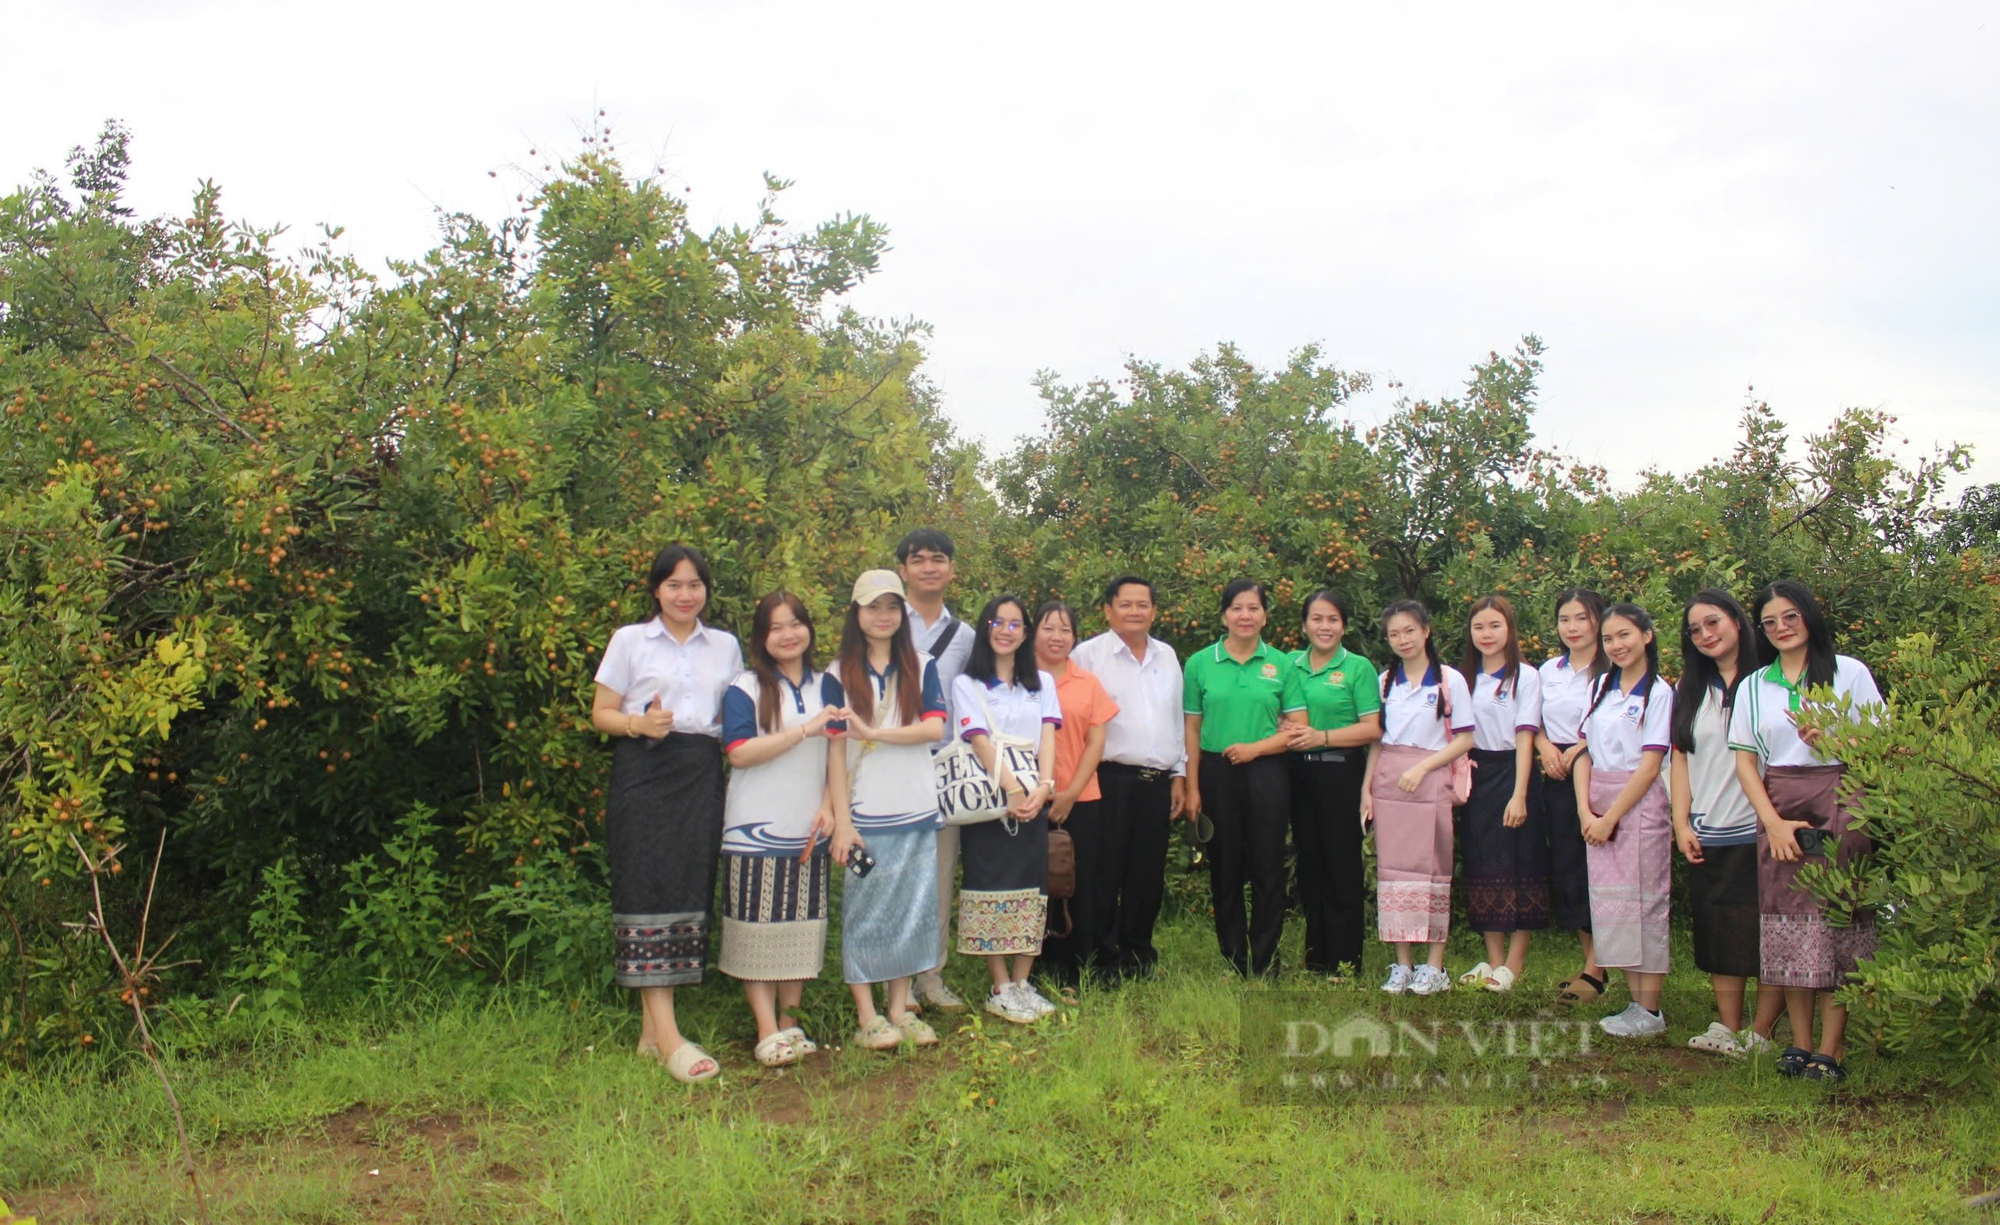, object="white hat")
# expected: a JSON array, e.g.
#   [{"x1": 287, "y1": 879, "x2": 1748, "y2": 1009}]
[{"x1": 850, "y1": 569, "x2": 906, "y2": 605}]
